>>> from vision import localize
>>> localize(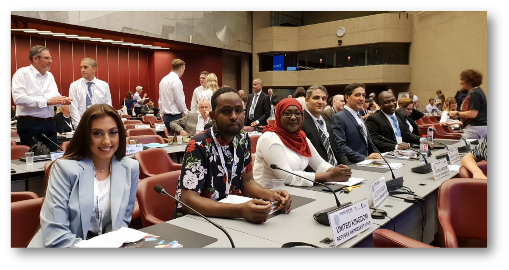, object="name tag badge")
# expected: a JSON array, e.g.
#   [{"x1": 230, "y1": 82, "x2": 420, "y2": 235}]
[
  {"x1": 126, "y1": 144, "x2": 143, "y2": 156},
  {"x1": 370, "y1": 176, "x2": 389, "y2": 208},
  {"x1": 50, "y1": 151, "x2": 65, "y2": 161},
  {"x1": 146, "y1": 114, "x2": 154, "y2": 116},
  {"x1": 327, "y1": 199, "x2": 373, "y2": 247},
  {"x1": 431, "y1": 158, "x2": 450, "y2": 181},
  {"x1": 155, "y1": 123, "x2": 166, "y2": 132},
  {"x1": 135, "y1": 124, "x2": 151, "y2": 129},
  {"x1": 448, "y1": 147, "x2": 461, "y2": 165}
]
